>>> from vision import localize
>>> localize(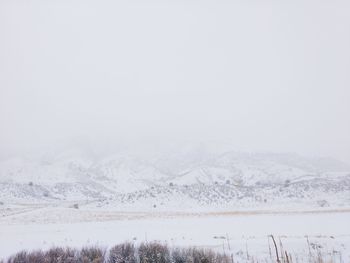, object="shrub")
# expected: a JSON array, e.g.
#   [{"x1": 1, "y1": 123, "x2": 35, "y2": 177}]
[
  {"x1": 7, "y1": 251, "x2": 28, "y2": 263},
  {"x1": 2, "y1": 242, "x2": 338, "y2": 263},
  {"x1": 26, "y1": 250, "x2": 46, "y2": 263},
  {"x1": 80, "y1": 247, "x2": 105, "y2": 263},
  {"x1": 108, "y1": 243, "x2": 136, "y2": 263},
  {"x1": 172, "y1": 248, "x2": 191, "y2": 263},
  {"x1": 172, "y1": 248, "x2": 230, "y2": 263},
  {"x1": 138, "y1": 242, "x2": 170, "y2": 263},
  {"x1": 44, "y1": 247, "x2": 78, "y2": 263},
  {"x1": 191, "y1": 248, "x2": 222, "y2": 263},
  {"x1": 4, "y1": 245, "x2": 230, "y2": 263},
  {"x1": 7, "y1": 249, "x2": 70, "y2": 263}
]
